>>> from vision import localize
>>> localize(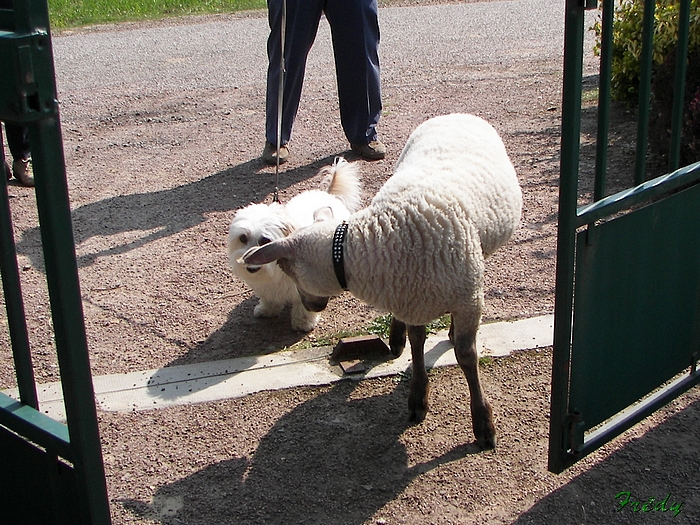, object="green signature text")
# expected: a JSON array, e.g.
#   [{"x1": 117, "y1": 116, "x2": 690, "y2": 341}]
[{"x1": 615, "y1": 491, "x2": 683, "y2": 517}]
